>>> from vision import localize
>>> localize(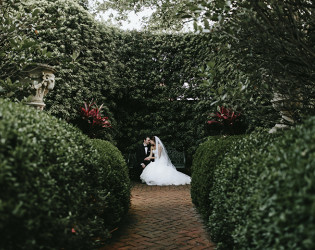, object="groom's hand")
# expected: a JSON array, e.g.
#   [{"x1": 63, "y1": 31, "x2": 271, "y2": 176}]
[{"x1": 141, "y1": 163, "x2": 146, "y2": 168}]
